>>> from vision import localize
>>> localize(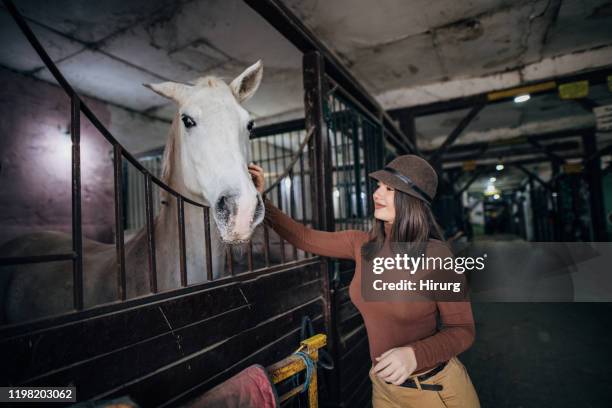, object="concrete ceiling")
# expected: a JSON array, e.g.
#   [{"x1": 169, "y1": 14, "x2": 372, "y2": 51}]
[
  {"x1": 1, "y1": 0, "x2": 611, "y2": 156},
  {"x1": 284, "y1": 0, "x2": 612, "y2": 106},
  {"x1": 0, "y1": 0, "x2": 304, "y2": 125}
]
